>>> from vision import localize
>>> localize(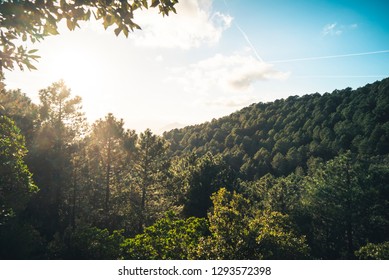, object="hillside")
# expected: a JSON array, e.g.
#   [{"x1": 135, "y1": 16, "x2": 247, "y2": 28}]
[
  {"x1": 164, "y1": 78, "x2": 389, "y2": 180},
  {"x1": 1, "y1": 78, "x2": 389, "y2": 260}
]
